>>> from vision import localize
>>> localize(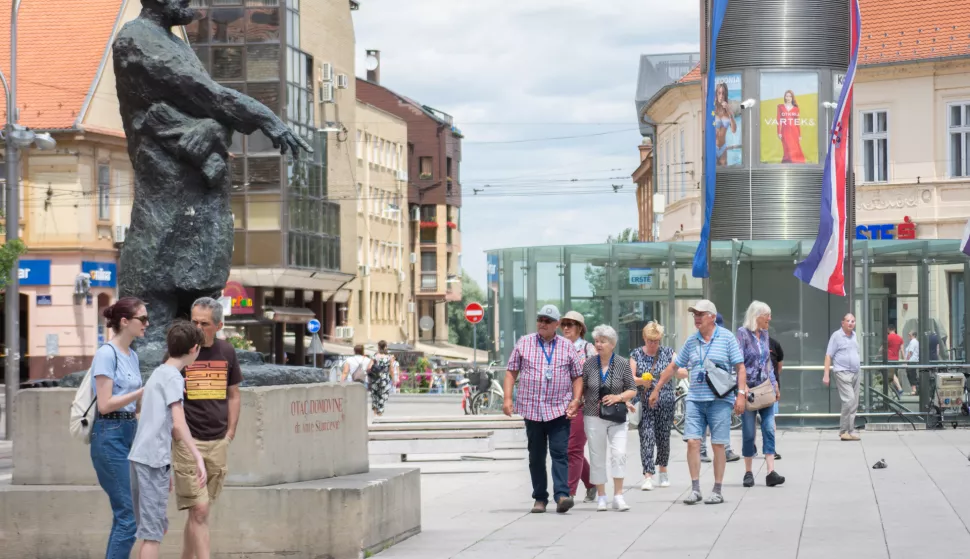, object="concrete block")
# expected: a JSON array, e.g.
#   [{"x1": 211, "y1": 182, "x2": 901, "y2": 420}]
[
  {"x1": 13, "y1": 383, "x2": 368, "y2": 486},
  {"x1": 369, "y1": 431, "x2": 495, "y2": 458},
  {"x1": 0, "y1": 467, "x2": 421, "y2": 559}
]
